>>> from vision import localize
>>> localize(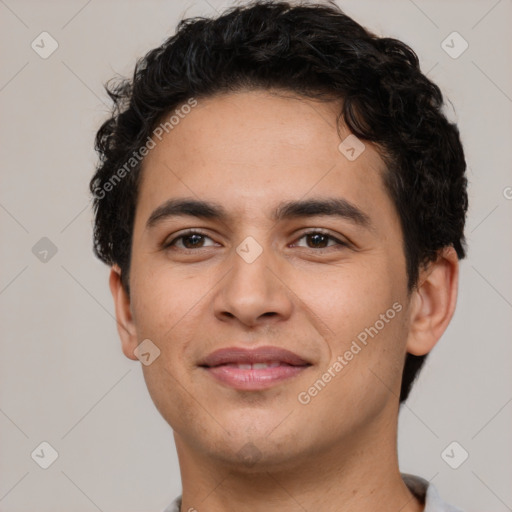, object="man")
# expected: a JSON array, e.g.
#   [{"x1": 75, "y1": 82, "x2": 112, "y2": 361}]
[{"x1": 90, "y1": 1, "x2": 468, "y2": 510}]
